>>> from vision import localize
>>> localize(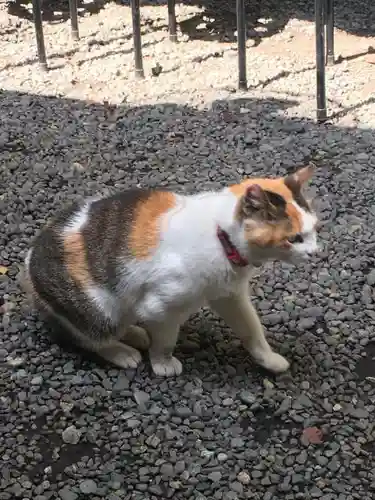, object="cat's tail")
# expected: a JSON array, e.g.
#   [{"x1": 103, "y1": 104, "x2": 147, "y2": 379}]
[{"x1": 21, "y1": 247, "x2": 86, "y2": 341}]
